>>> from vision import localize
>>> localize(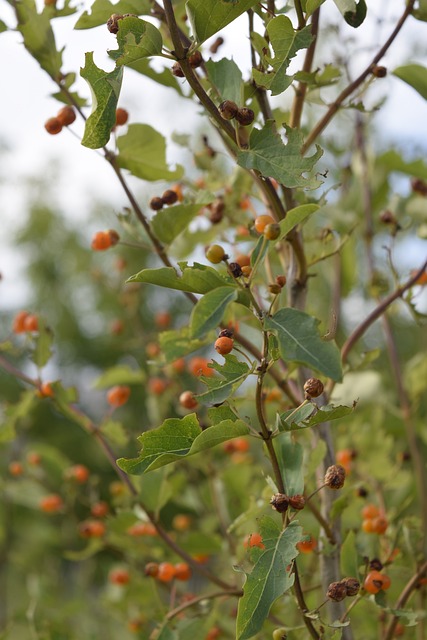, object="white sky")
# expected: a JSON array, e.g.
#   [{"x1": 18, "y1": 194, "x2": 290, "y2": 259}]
[{"x1": 1, "y1": 1, "x2": 427, "y2": 307}]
